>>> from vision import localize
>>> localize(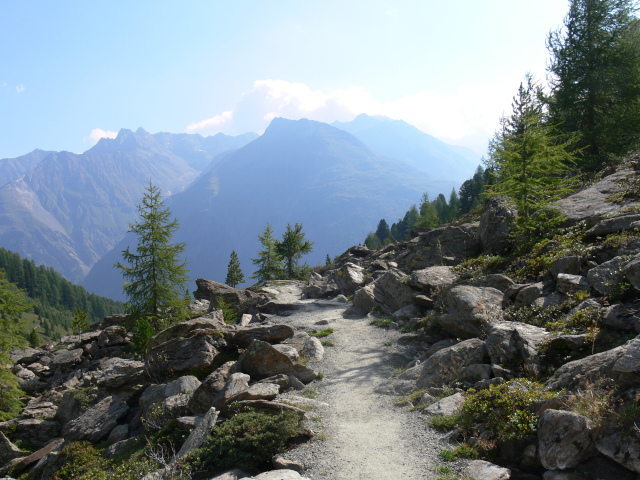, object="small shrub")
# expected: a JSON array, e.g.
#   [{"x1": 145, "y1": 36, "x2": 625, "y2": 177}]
[
  {"x1": 453, "y1": 255, "x2": 509, "y2": 278},
  {"x1": 321, "y1": 340, "x2": 335, "y2": 347},
  {"x1": 215, "y1": 297, "x2": 238, "y2": 325},
  {"x1": 194, "y1": 410, "x2": 303, "y2": 471},
  {"x1": 369, "y1": 318, "x2": 393, "y2": 328},
  {"x1": 301, "y1": 388, "x2": 317, "y2": 399},
  {"x1": 439, "y1": 444, "x2": 479, "y2": 461},
  {"x1": 395, "y1": 389, "x2": 425, "y2": 407},
  {"x1": 0, "y1": 369, "x2": 24, "y2": 422},
  {"x1": 308, "y1": 328, "x2": 334, "y2": 338}
]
